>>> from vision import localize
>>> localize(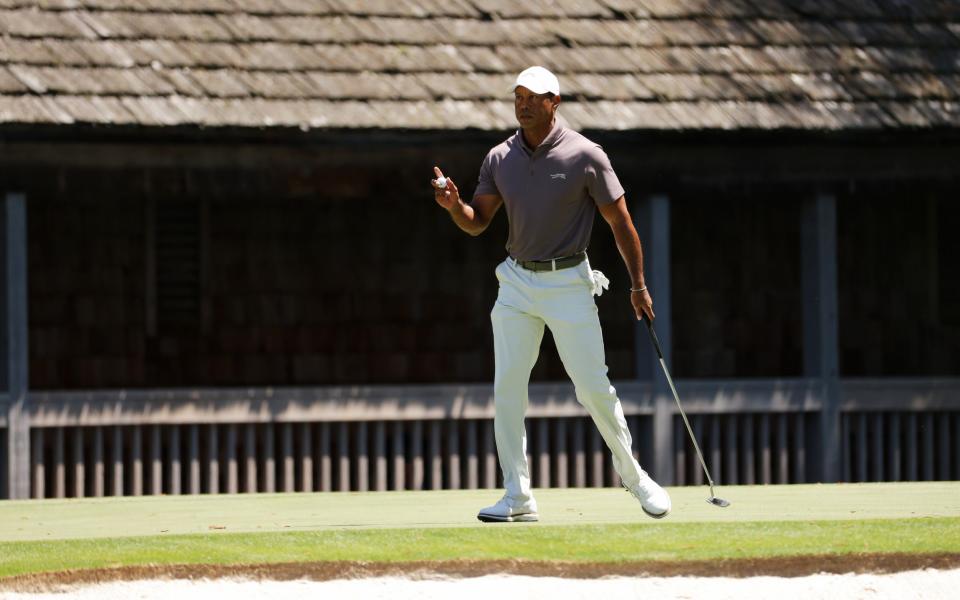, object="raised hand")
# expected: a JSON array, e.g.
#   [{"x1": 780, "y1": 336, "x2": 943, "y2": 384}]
[{"x1": 431, "y1": 166, "x2": 461, "y2": 212}]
